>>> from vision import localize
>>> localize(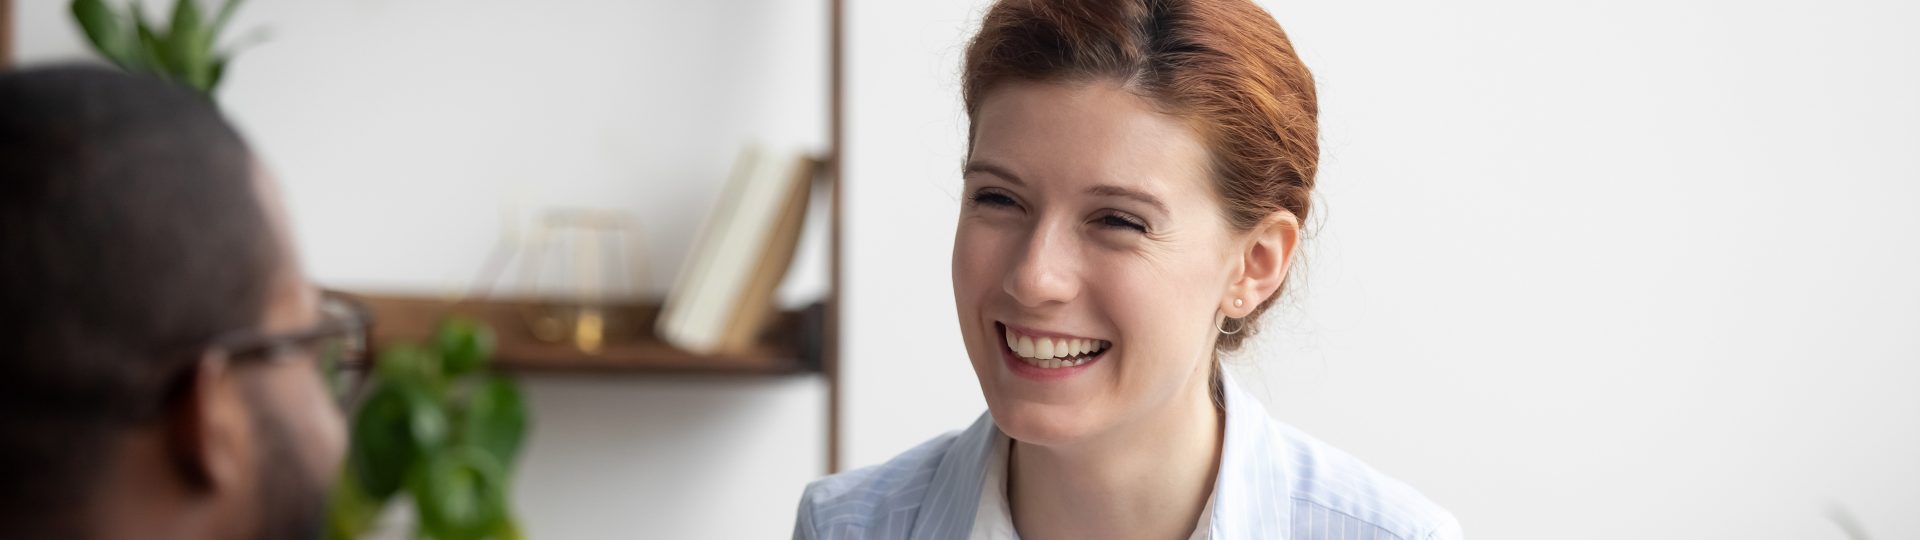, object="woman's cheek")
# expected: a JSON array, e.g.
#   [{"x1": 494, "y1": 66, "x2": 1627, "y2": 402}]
[
  {"x1": 953, "y1": 223, "x2": 1009, "y2": 299},
  {"x1": 1094, "y1": 261, "x2": 1191, "y2": 355}
]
